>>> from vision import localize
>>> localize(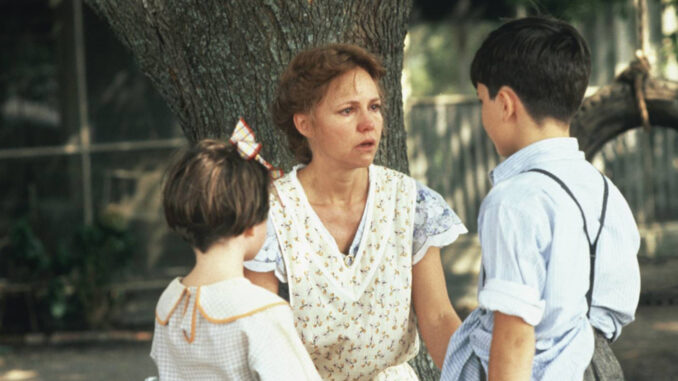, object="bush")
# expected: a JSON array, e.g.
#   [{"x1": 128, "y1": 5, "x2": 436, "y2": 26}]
[{"x1": 1, "y1": 207, "x2": 135, "y2": 332}]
